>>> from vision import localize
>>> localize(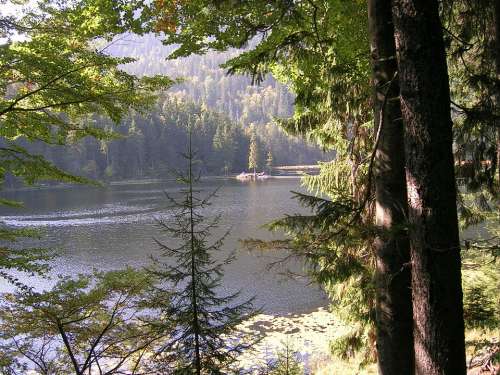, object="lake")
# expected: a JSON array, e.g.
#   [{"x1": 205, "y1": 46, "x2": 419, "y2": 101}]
[{"x1": 0, "y1": 177, "x2": 328, "y2": 314}]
